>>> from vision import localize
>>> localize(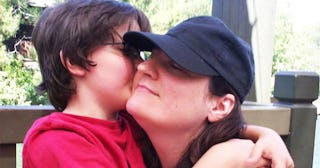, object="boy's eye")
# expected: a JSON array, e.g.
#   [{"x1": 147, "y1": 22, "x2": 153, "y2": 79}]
[{"x1": 122, "y1": 43, "x2": 141, "y2": 59}]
